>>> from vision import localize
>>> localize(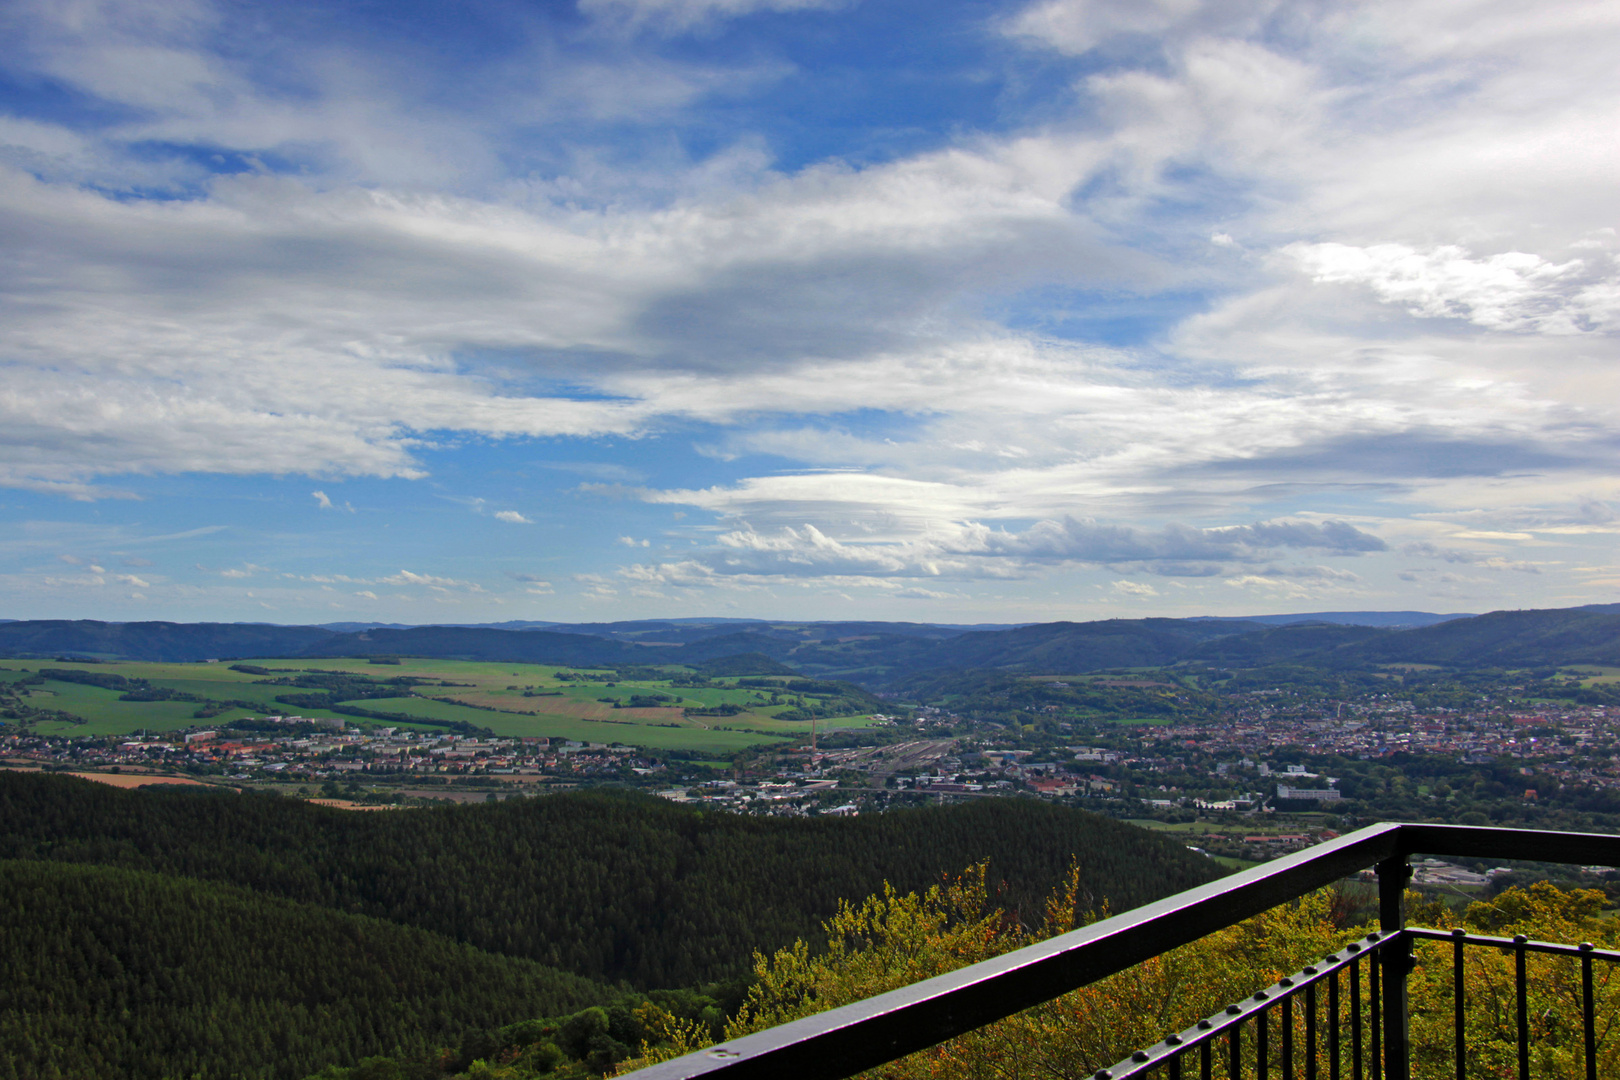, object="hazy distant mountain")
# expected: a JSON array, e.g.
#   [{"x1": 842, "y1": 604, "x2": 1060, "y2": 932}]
[
  {"x1": 2, "y1": 606, "x2": 1614, "y2": 675},
  {"x1": 298, "y1": 626, "x2": 646, "y2": 665},
  {"x1": 1191, "y1": 610, "x2": 1476, "y2": 628},
  {"x1": 0, "y1": 620, "x2": 335, "y2": 662}
]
